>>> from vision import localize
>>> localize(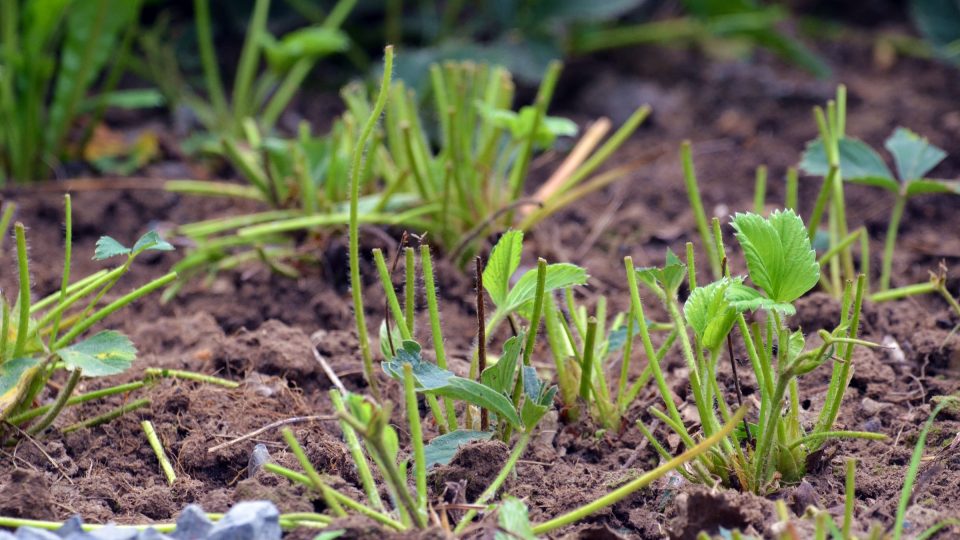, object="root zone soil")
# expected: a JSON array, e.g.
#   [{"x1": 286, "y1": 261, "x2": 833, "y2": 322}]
[{"x1": 1, "y1": 38, "x2": 959, "y2": 539}]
